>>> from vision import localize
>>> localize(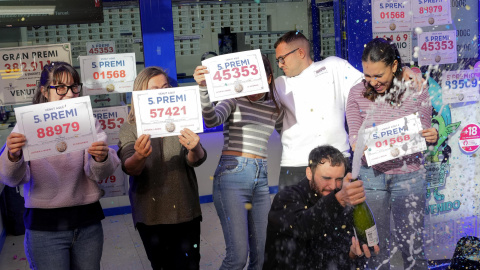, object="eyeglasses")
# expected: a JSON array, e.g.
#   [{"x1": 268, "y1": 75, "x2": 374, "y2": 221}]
[
  {"x1": 276, "y1": 48, "x2": 299, "y2": 65},
  {"x1": 49, "y1": 83, "x2": 82, "y2": 96}
]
